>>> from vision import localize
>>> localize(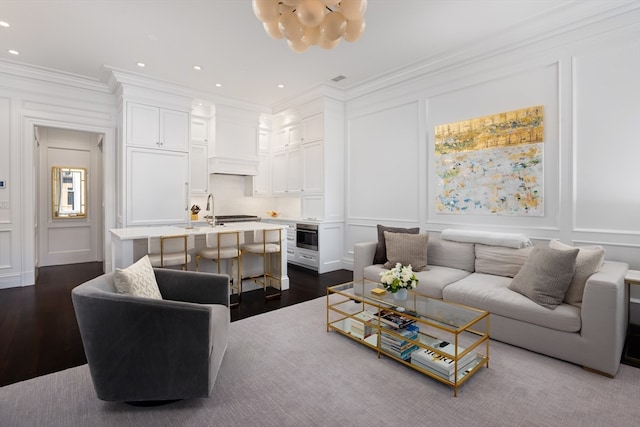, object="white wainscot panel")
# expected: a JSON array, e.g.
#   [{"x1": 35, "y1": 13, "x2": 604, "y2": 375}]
[
  {"x1": 347, "y1": 101, "x2": 420, "y2": 222},
  {"x1": 573, "y1": 39, "x2": 640, "y2": 234},
  {"x1": 48, "y1": 226, "x2": 91, "y2": 254},
  {"x1": 346, "y1": 223, "x2": 379, "y2": 257},
  {"x1": 0, "y1": 230, "x2": 11, "y2": 268}
]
